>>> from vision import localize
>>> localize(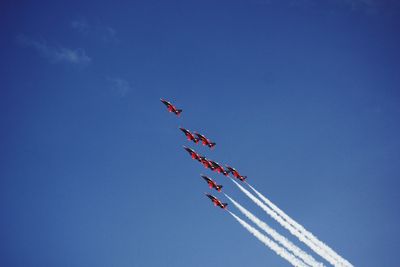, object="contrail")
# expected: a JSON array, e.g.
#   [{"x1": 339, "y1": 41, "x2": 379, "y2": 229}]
[
  {"x1": 228, "y1": 210, "x2": 309, "y2": 267},
  {"x1": 225, "y1": 194, "x2": 324, "y2": 267},
  {"x1": 231, "y1": 179, "x2": 340, "y2": 266},
  {"x1": 247, "y1": 183, "x2": 353, "y2": 267}
]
